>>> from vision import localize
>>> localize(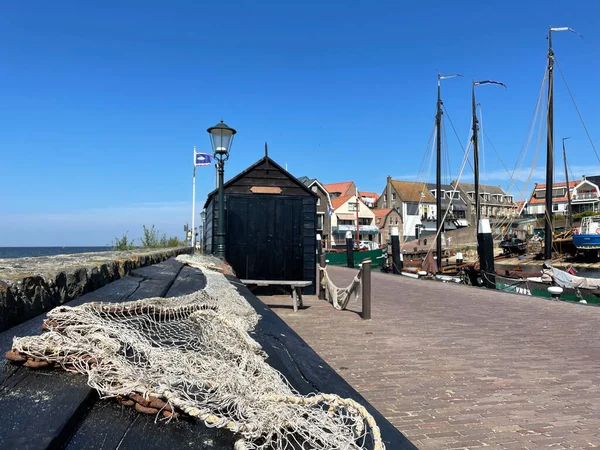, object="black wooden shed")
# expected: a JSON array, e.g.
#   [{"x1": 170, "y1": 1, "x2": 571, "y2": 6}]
[{"x1": 203, "y1": 156, "x2": 317, "y2": 294}]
